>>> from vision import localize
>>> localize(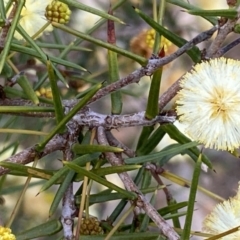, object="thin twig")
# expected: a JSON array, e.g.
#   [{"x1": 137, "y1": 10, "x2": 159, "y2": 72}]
[
  {"x1": 145, "y1": 163, "x2": 173, "y2": 202},
  {"x1": 0, "y1": 133, "x2": 67, "y2": 175},
  {"x1": 216, "y1": 37, "x2": 240, "y2": 56},
  {"x1": 105, "y1": 131, "x2": 135, "y2": 158},
  {"x1": 158, "y1": 75, "x2": 183, "y2": 111},
  {"x1": 97, "y1": 126, "x2": 180, "y2": 240},
  {"x1": 206, "y1": 18, "x2": 238, "y2": 58},
  {"x1": 72, "y1": 108, "x2": 176, "y2": 129},
  {"x1": 0, "y1": 1, "x2": 18, "y2": 51},
  {"x1": 61, "y1": 121, "x2": 79, "y2": 240}
]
